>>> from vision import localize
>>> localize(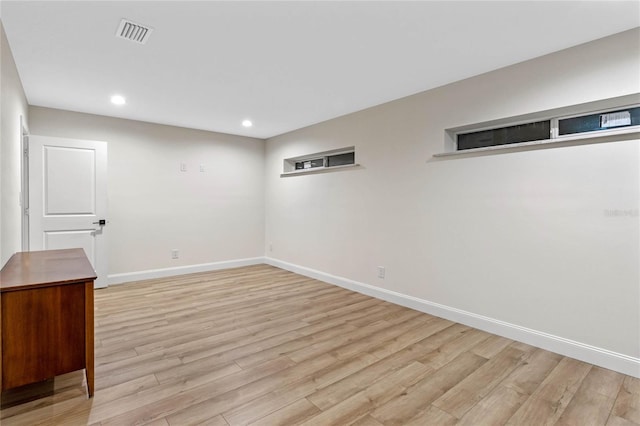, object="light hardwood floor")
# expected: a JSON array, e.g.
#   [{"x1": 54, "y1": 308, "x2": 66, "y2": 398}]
[{"x1": 1, "y1": 264, "x2": 638, "y2": 425}]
